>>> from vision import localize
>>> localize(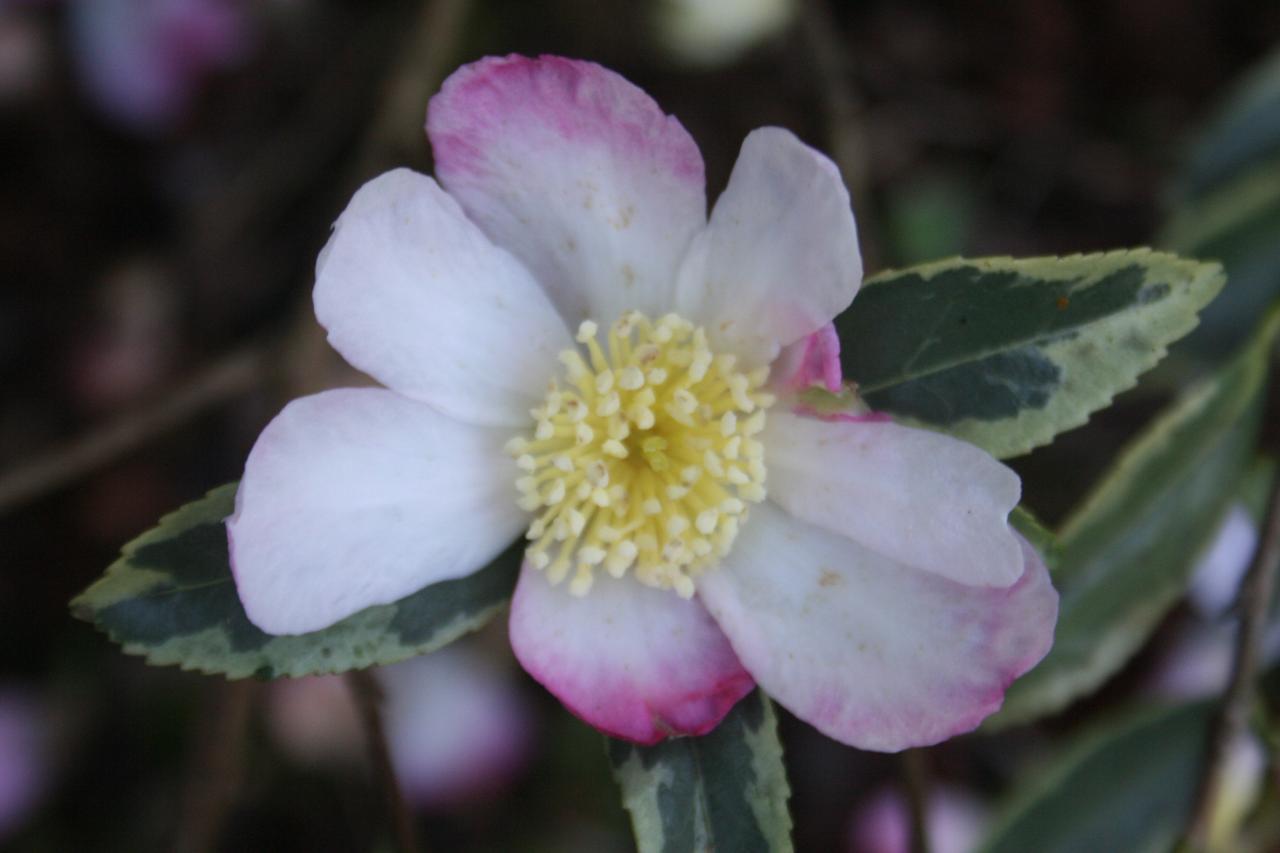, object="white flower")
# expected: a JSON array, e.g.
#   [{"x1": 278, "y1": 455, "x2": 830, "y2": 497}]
[{"x1": 228, "y1": 55, "x2": 1057, "y2": 749}]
